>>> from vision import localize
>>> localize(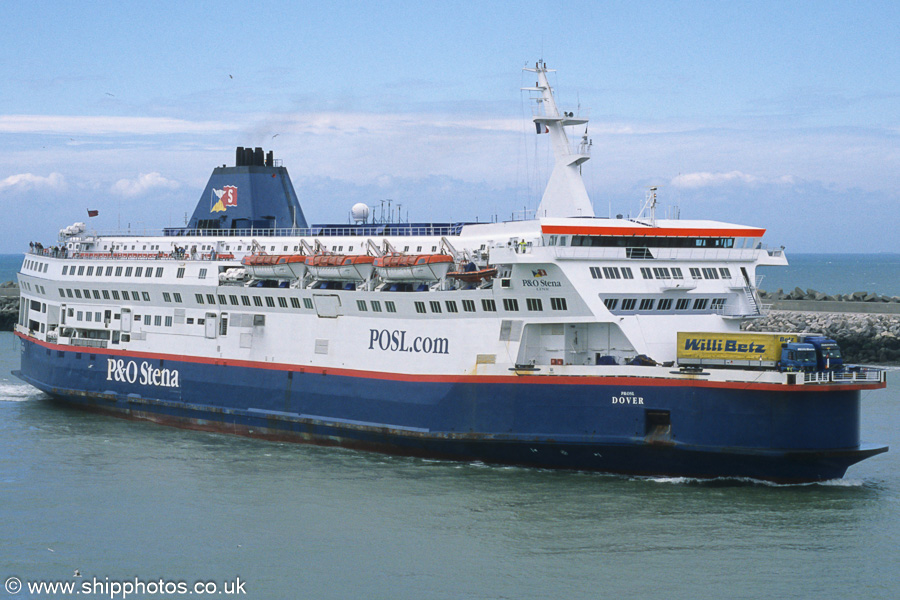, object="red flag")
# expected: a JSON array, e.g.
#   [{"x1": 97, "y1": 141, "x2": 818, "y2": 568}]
[{"x1": 87, "y1": 209, "x2": 99, "y2": 217}]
